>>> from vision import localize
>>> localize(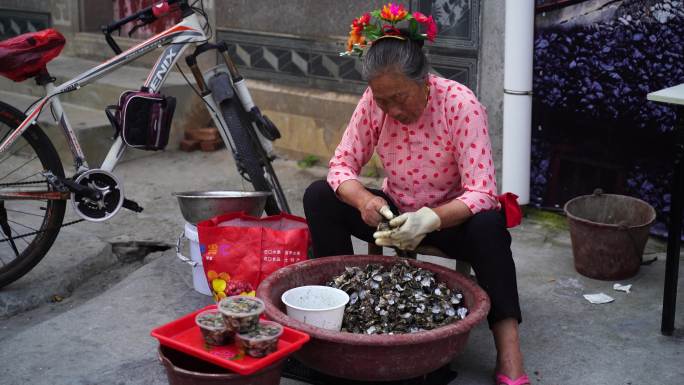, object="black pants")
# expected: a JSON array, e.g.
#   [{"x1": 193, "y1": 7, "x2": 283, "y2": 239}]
[{"x1": 303, "y1": 180, "x2": 522, "y2": 326}]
